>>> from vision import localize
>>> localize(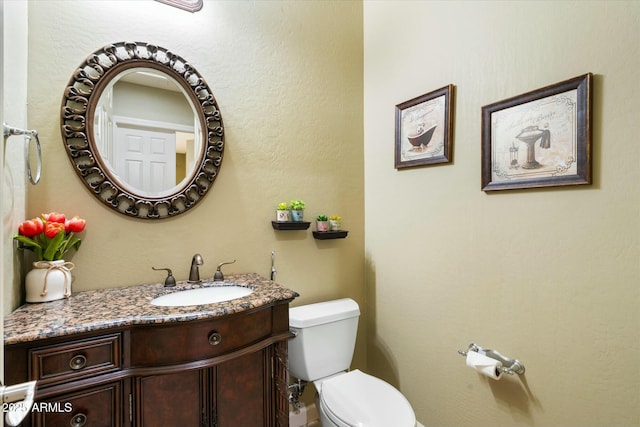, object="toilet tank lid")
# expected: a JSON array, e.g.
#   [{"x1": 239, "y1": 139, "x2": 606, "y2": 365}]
[{"x1": 290, "y1": 298, "x2": 360, "y2": 328}]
